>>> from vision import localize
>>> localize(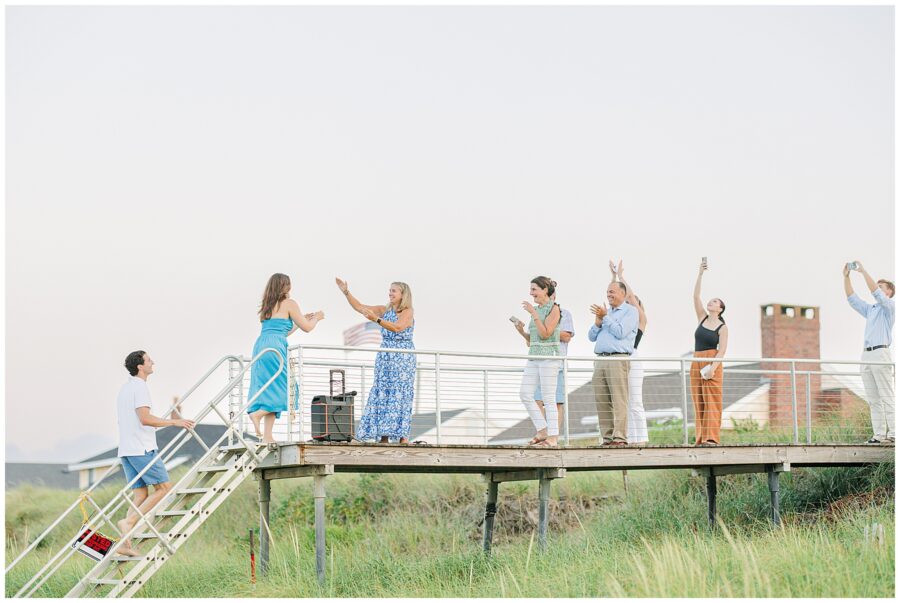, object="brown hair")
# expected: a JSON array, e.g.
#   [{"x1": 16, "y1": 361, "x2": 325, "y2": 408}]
[
  {"x1": 259, "y1": 273, "x2": 291, "y2": 321},
  {"x1": 531, "y1": 276, "x2": 555, "y2": 297},
  {"x1": 878, "y1": 279, "x2": 896, "y2": 298}
]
